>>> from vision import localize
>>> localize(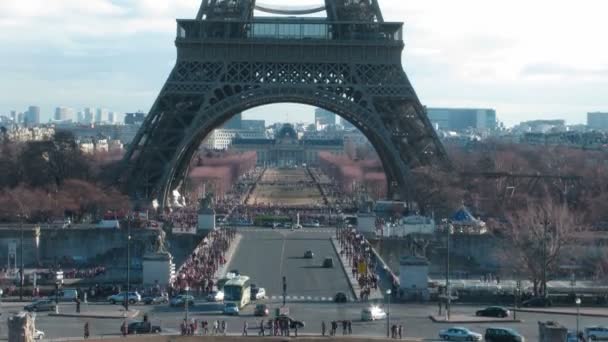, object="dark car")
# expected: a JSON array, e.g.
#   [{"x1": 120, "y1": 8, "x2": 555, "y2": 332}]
[
  {"x1": 323, "y1": 257, "x2": 334, "y2": 268},
  {"x1": 334, "y1": 292, "x2": 348, "y2": 303},
  {"x1": 24, "y1": 300, "x2": 57, "y2": 312},
  {"x1": 476, "y1": 306, "x2": 510, "y2": 318},
  {"x1": 276, "y1": 315, "x2": 305, "y2": 329},
  {"x1": 254, "y1": 304, "x2": 270, "y2": 316},
  {"x1": 484, "y1": 327, "x2": 524, "y2": 342},
  {"x1": 127, "y1": 322, "x2": 162, "y2": 334},
  {"x1": 304, "y1": 250, "x2": 314, "y2": 259},
  {"x1": 522, "y1": 297, "x2": 552, "y2": 307}
]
